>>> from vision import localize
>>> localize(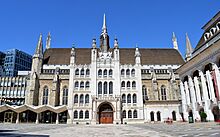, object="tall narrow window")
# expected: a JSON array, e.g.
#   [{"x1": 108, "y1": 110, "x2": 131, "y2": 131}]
[
  {"x1": 62, "y1": 86, "x2": 68, "y2": 105},
  {"x1": 85, "y1": 94, "x2": 89, "y2": 104},
  {"x1": 126, "y1": 69, "x2": 130, "y2": 76},
  {"x1": 127, "y1": 94, "x2": 131, "y2": 103},
  {"x1": 74, "y1": 110, "x2": 78, "y2": 119},
  {"x1": 42, "y1": 86, "x2": 48, "y2": 105},
  {"x1": 133, "y1": 94, "x2": 137, "y2": 103},
  {"x1": 75, "y1": 81, "x2": 79, "y2": 88},
  {"x1": 98, "y1": 69, "x2": 102, "y2": 77},
  {"x1": 128, "y1": 110, "x2": 132, "y2": 118},
  {"x1": 85, "y1": 81, "x2": 90, "y2": 88},
  {"x1": 121, "y1": 69, "x2": 125, "y2": 76},
  {"x1": 109, "y1": 69, "x2": 113, "y2": 77},
  {"x1": 133, "y1": 110, "x2": 137, "y2": 118},
  {"x1": 142, "y1": 85, "x2": 148, "y2": 101},
  {"x1": 85, "y1": 110, "x2": 89, "y2": 119},
  {"x1": 121, "y1": 81, "x2": 125, "y2": 88},
  {"x1": 127, "y1": 81, "x2": 131, "y2": 88},
  {"x1": 131, "y1": 69, "x2": 135, "y2": 77},
  {"x1": 80, "y1": 94, "x2": 84, "y2": 104},
  {"x1": 86, "y1": 69, "x2": 90, "y2": 76},
  {"x1": 74, "y1": 94, "x2": 78, "y2": 104},
  {"x1": 172, "y1": 111, "x2": 176, "y2": 121},
  {"x1": 109, "y1": 82, "x2": 113, "y2": 94},
  {"x1": 161, "y1": 85, "x2": 167, "y2": 100},
  {"x1": 122, "y1": 94, "x2": 126, "y2": 103},
  {"x1": 80, "y1": 69, "x2": 84, "y2": 76},
  {"x1": 79, "y1": 110, "x2": 83, "y2": 119},
  {"x1": 75, "y1": 69, "x2": 79, "y2": 76},
  {"x1": 132, "y1": 81, "x2": 136, "y2": 88},
  {"x1": 104, "y1": 82, "x2": 107, "y2": 94},
  {"x1": 157, "y1": 111, "x2": 161, "y2": 121},
  {"x1": 80, "y1": 81, "x2": 84, "y2": 88},
  {"x1": 150, "y1": 111, "x2": 154, "y2": 121},
  {"x1": 98, "y1": 82, "x2": 102, "y2": 94},
  {"x1": 104, "y1": 69, "x2": 107, "y2": 77},
  {"x1": 123, "y1": 110, "x2": 126, "y2": 118}
]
